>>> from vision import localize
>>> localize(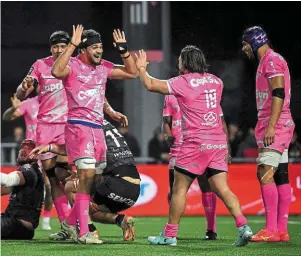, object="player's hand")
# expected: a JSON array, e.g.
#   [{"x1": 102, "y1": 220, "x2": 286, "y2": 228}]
[
  {"x1": 264, "y1": 124, "x2": 275, "y2": 147},
  {"x1": 21, "y1": 75, "x2": 35, "y2": 91},
  {"x1": 165, "y1": 136, "x2": 175, "y2": 148},
  {"x1": 71, "y1": 24, "x2": 84, "y2": 46},
  {"x1": 11, "y1": 94, "x2": 22, "y2": 109},
  {"x1": 135, "y1": 50, "x2": 148, "y2": 70},
  {"x1": 29, "y1": 145, "x2": 49, "y2": 159},
  {"x1": 113, "y1": 29, "x2": 128, "y2": 54},
  {"x1": 109, "y1": 110, "x2": 129, "y2": 127}
]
